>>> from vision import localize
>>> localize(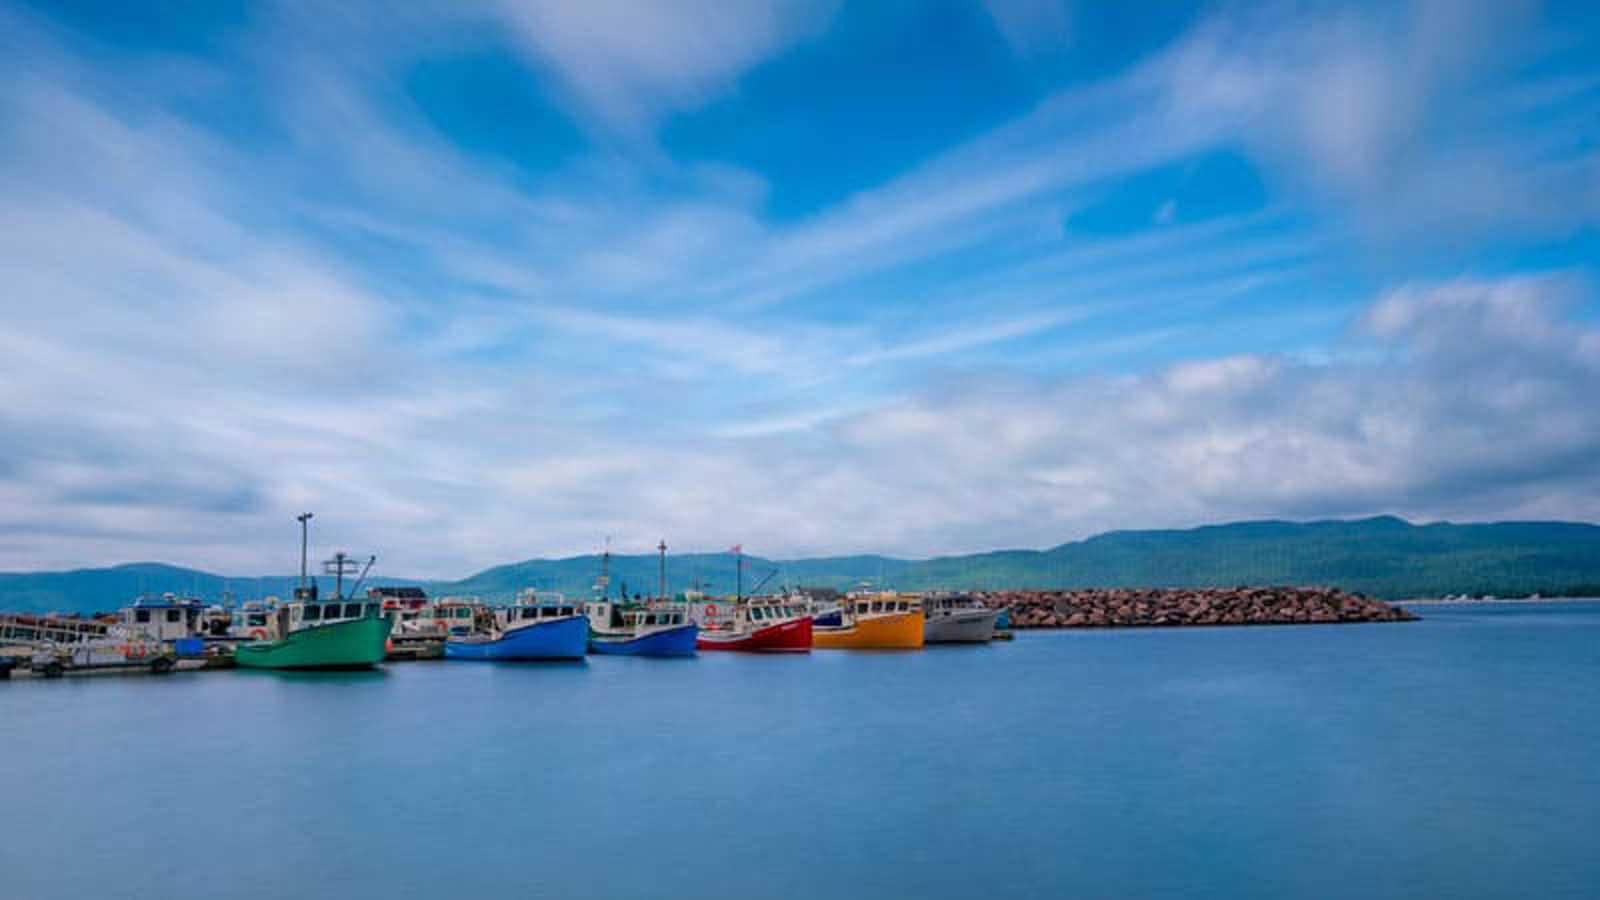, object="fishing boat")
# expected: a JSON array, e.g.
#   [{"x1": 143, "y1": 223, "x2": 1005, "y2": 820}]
[
  {"x1": 577, "y1": 540, "x2": 697, "y2": 656},
  {"x1": 923, "y1": 592, "x2": 1000, "y2": 643},
  {"x1": 585, "y1": 598, "x2": 697, "y2": 656},
  {"x1": 813, "y1": 591, "x2": 925, "y2": 650},
  {"x1": 693, "y1": 593, "x2": 812, "y2": 652},
  {"x1": 234, "y1": 516, "x2": 391, "y2": 671},
  {"x1": 446, "y1": 591, "x2": 588, "y2": 661},
  {"x1": 233, "y1": 591, "x2": 391, "y2": 670}
]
